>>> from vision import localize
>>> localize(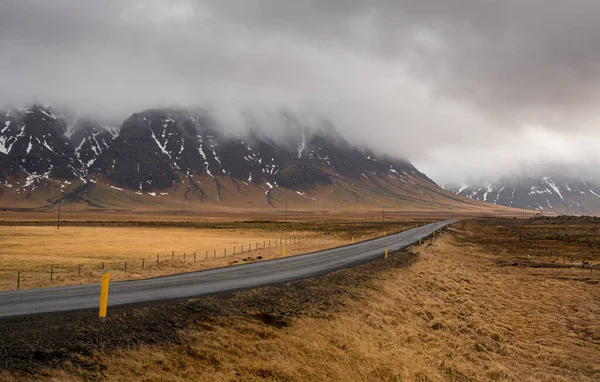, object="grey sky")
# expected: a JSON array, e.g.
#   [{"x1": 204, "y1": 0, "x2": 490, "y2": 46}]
[{"x1": 1, "y1": 0, "x2": 600, "y2": 185}]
